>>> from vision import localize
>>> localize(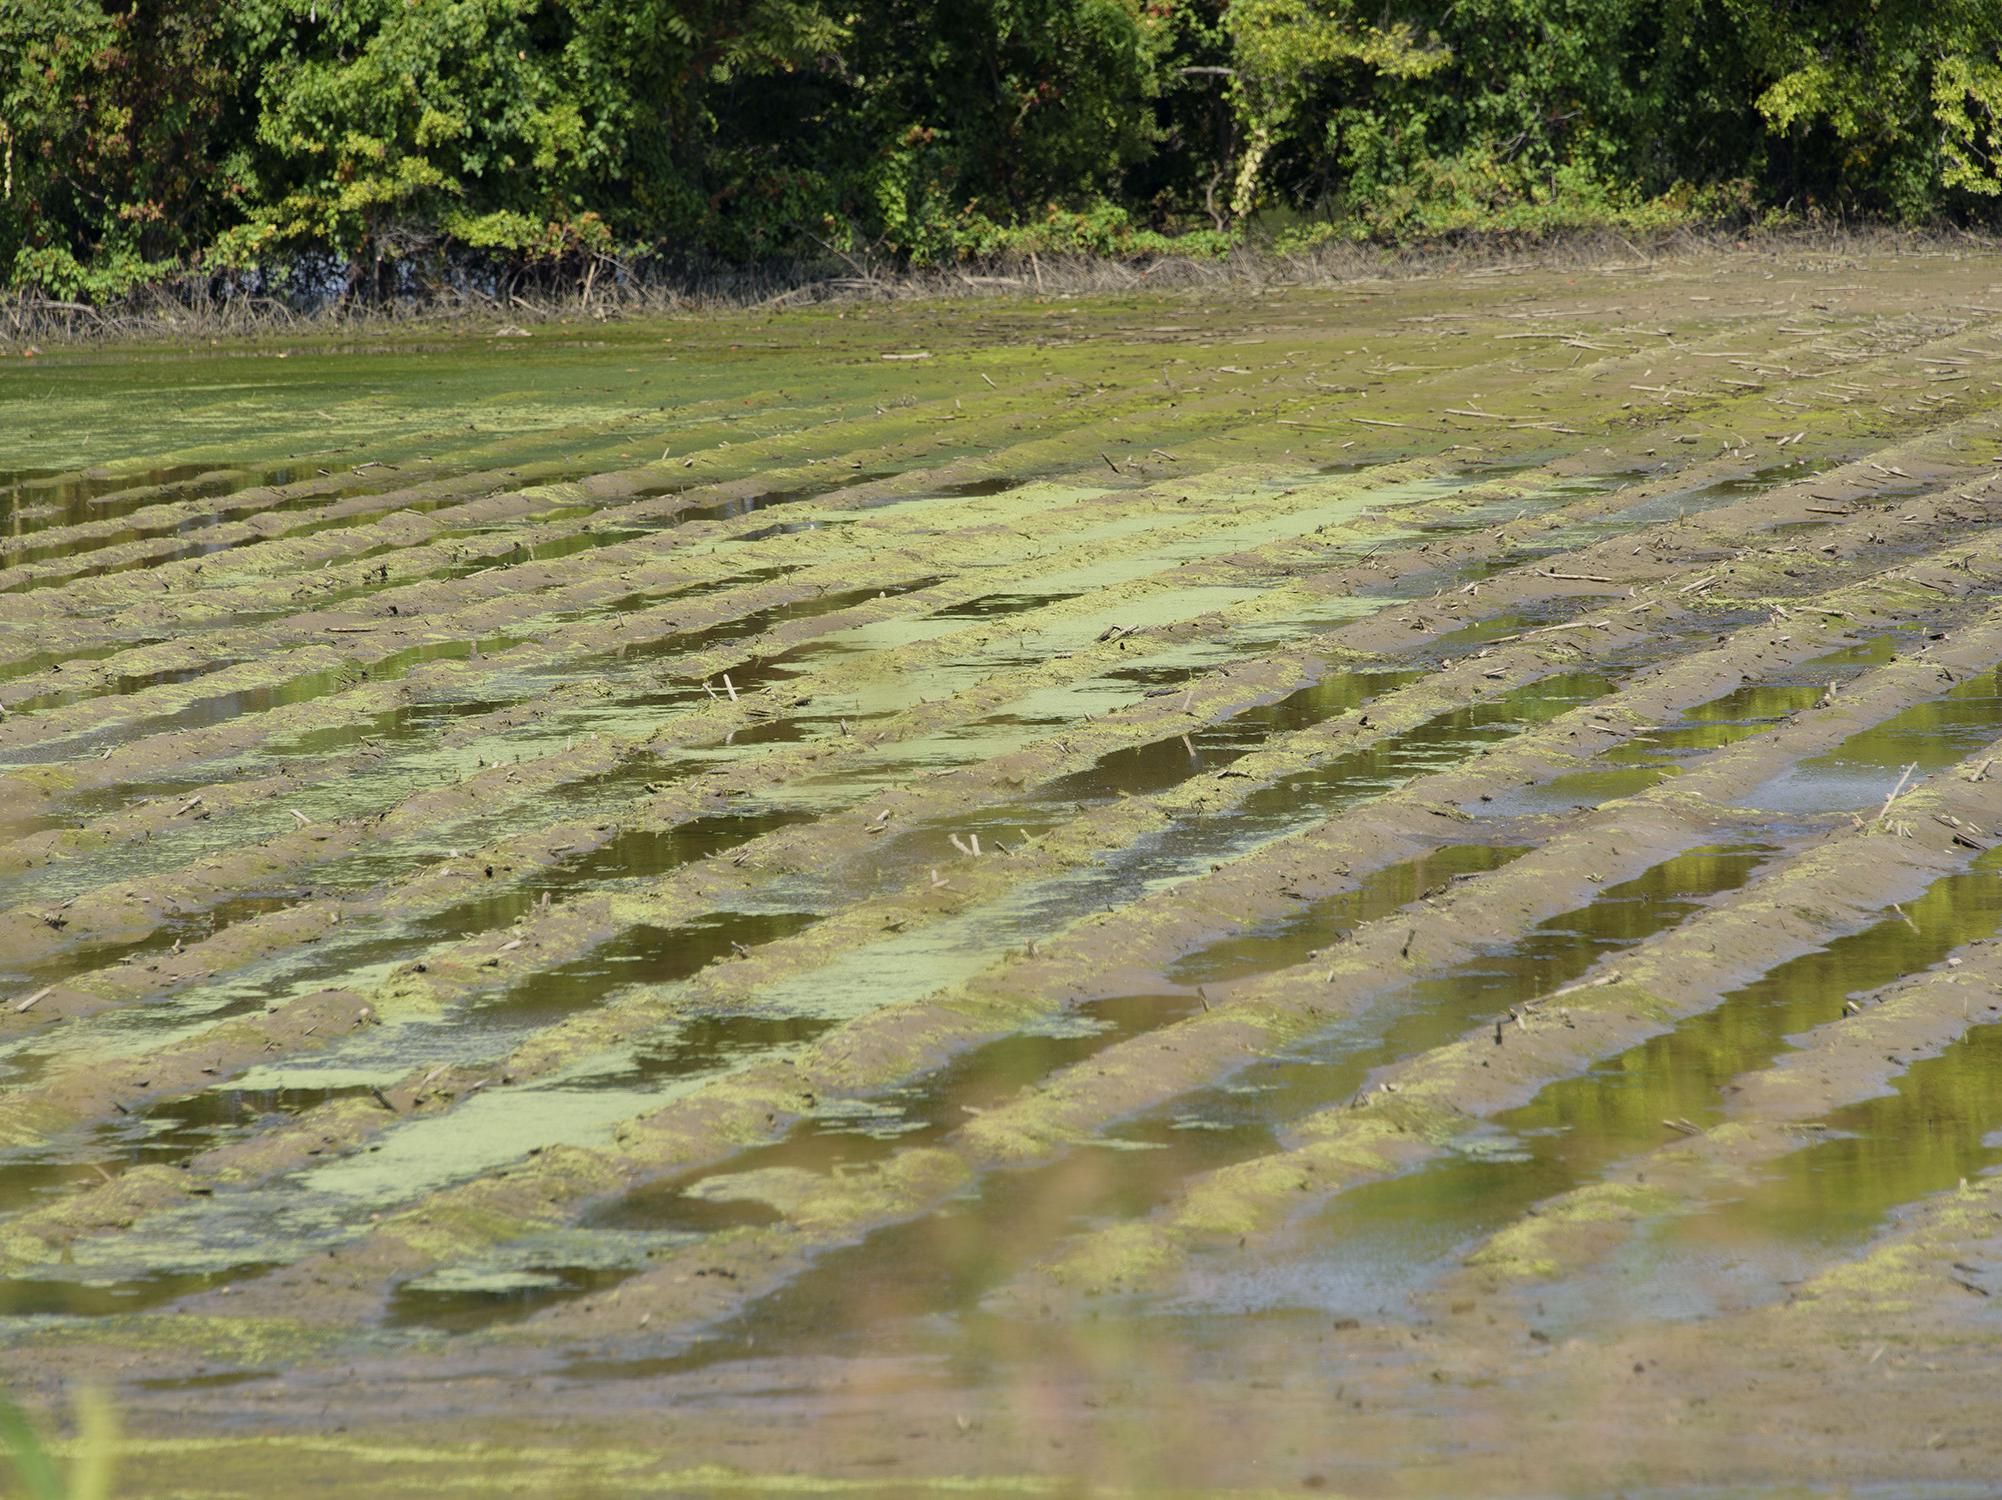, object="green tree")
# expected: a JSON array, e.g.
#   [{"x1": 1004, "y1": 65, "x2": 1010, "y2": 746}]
[
  {"x1": 8, "y1": 0, "x2": 2002, "y2": 299},
  {"x1": 213, "y1": 0, "x2": 842, "y2": 277},
  {"x1": 1, "y1": 0, "x2": 233, "y2": 296},
  {"x1": 1738, "y1": 0, "x2": 2002, "y2": 215}
]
